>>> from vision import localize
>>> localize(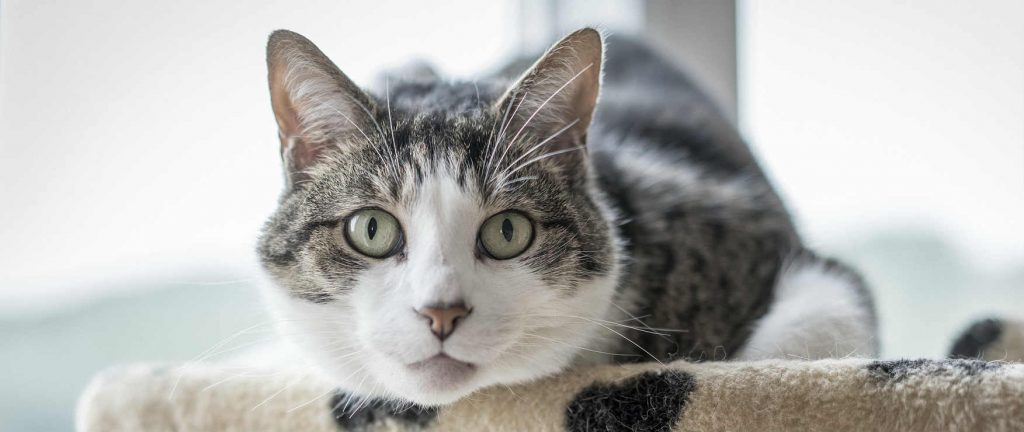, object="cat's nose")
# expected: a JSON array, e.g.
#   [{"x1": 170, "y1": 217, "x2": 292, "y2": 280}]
[{"x1": 417, "y1": 303, "x2": 471, "y2": 341}]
